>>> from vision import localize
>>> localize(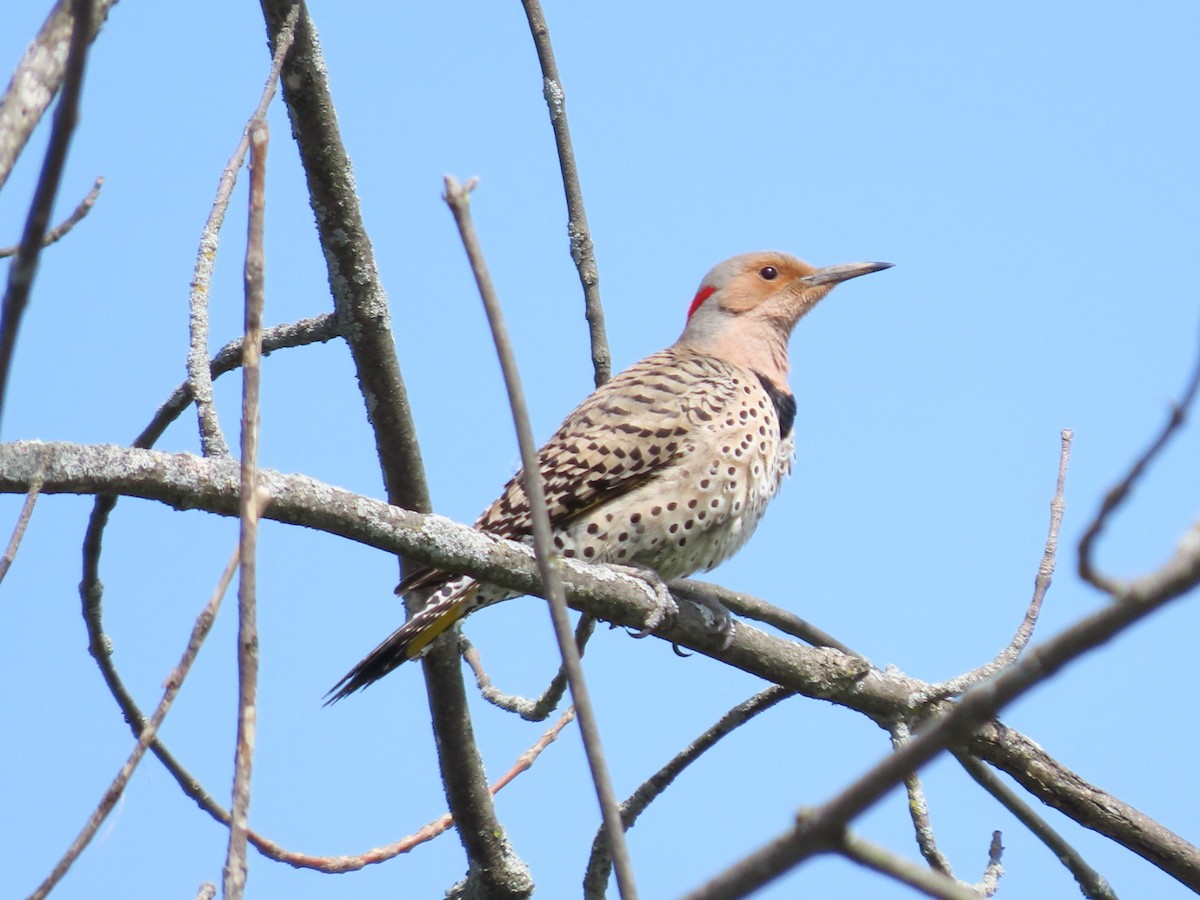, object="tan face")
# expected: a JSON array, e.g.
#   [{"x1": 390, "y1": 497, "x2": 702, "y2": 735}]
[
  {"x1": 678, "y1": 251, "x2": 891, "y2": 382},
  {"x1": 686, "y1": 254, "x2": 892, "y2": 348},
  {"x1": 710, "y1": 253, "x2": 818, "y2": 316}
]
